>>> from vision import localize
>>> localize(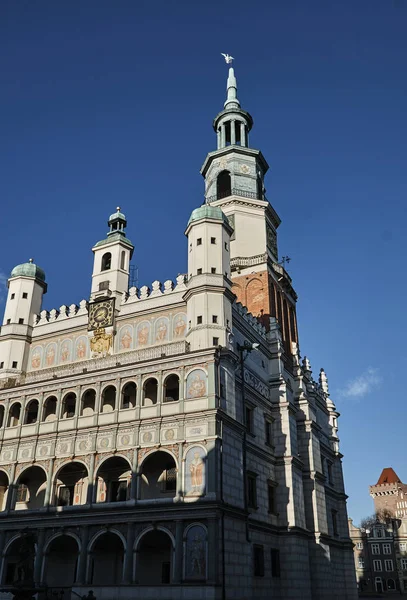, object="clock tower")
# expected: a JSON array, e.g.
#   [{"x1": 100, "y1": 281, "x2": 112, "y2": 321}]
[{"x1": 201, "y1": 63, "x2": 298, "y2": 363}]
